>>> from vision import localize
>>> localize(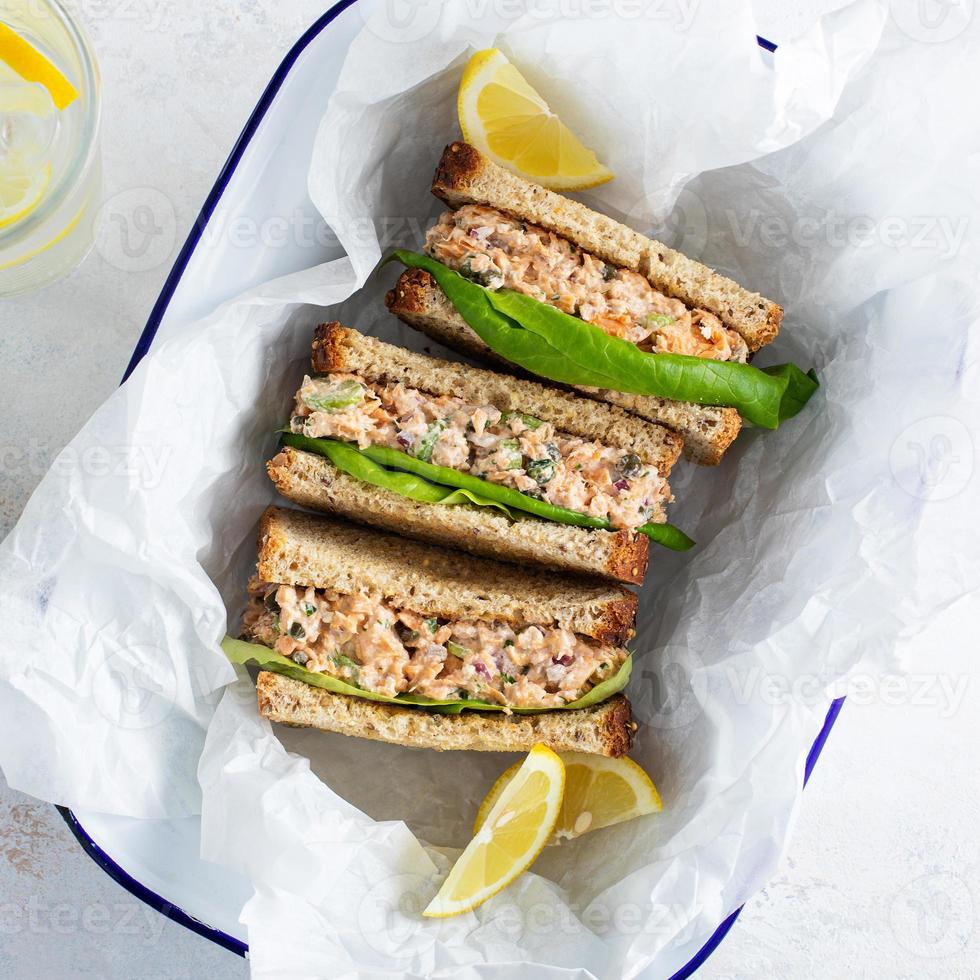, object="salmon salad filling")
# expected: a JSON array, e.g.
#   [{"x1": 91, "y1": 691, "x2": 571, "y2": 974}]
[
  {"x1": 289, "y1": 374, "x2": 671, "y2": 531},
  {"x1": 243, "y1": 578, "x2": 628, "y2": 710},
  {"x1": 424, "y1": 204, "x2": 749, "y2": 362}
]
